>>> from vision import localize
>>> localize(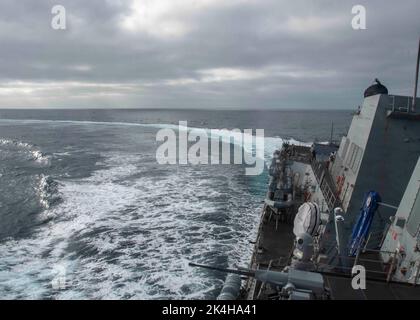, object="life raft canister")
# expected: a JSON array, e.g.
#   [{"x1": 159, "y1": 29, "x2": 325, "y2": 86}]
[{"x1": 293, "y1": 202, "x2": 321, "y2": 237}]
